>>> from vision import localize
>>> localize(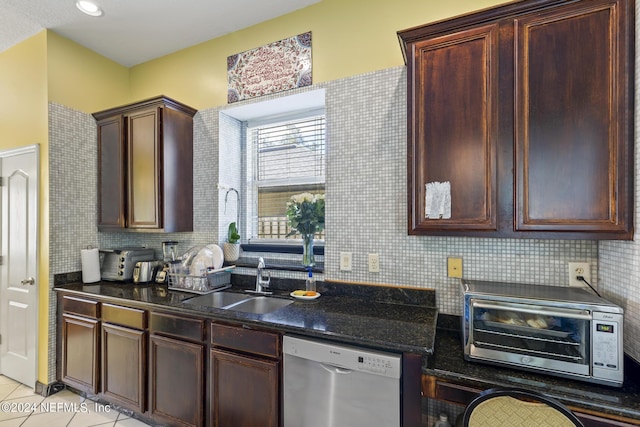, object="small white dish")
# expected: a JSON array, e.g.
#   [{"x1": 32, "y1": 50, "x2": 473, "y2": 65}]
[
  {"x1": 190, "y1": 252, "x2": 212, "y2": 276},
  {"x1": 205, "y1": 244, "x2": 224, "y2": 269},
  {"x1": 189, "y1": 245, "x2": 223, "y2": 276},
  {"x1": 290, "y1": 291, "x2": 321, "y2": 300}
]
